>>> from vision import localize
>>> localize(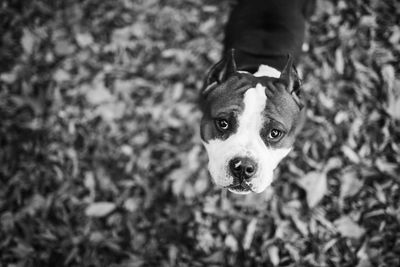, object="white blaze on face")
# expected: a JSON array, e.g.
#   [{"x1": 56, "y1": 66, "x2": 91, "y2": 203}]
[{"x1": 203, "y1": 81, "x2": 291, "y2": 193}]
